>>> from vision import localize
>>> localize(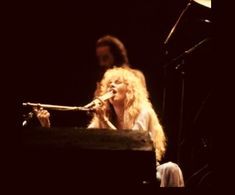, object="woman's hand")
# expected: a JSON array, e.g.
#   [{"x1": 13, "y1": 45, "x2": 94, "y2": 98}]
[
  {"x1": 34, "y1": 107, "x2": 51, "y2": 128},
  {"x1": 94, "y1": 107, "x2": 117, "y2": 130},
  {"x1": 94, "y1": 106, "x2": 106, "y2": 120}
]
